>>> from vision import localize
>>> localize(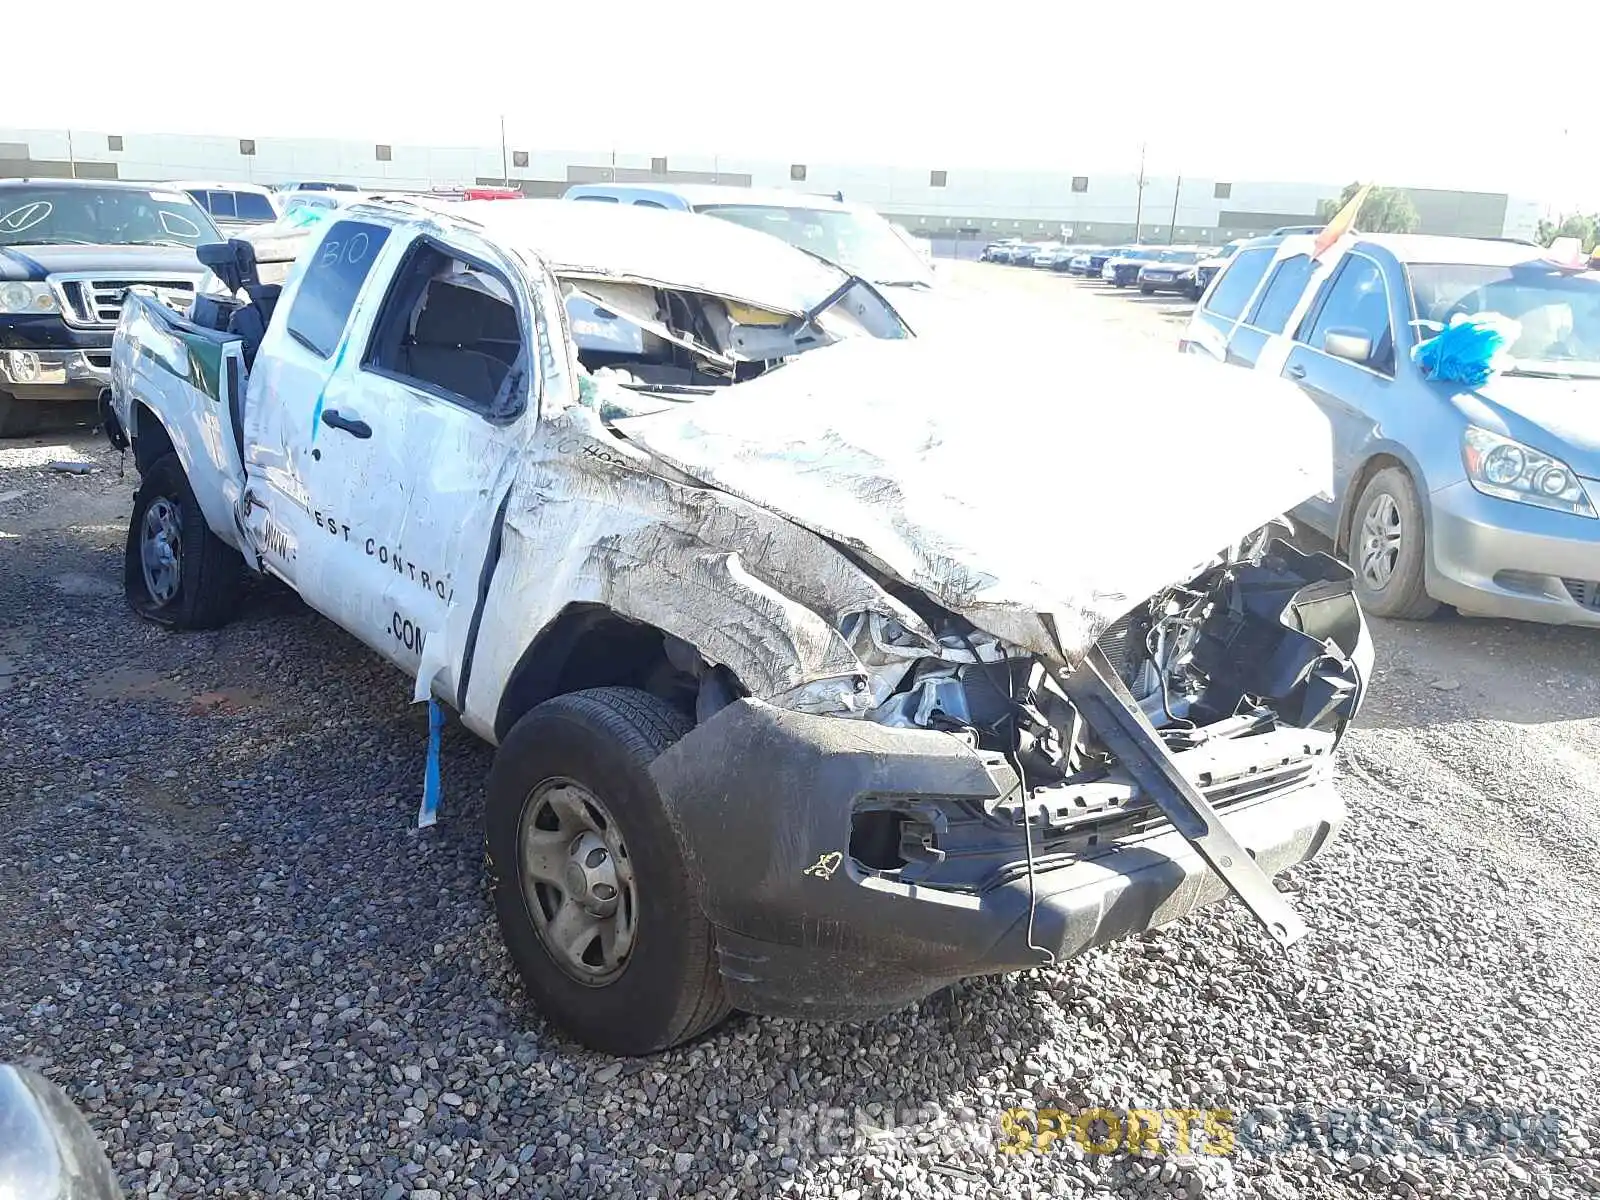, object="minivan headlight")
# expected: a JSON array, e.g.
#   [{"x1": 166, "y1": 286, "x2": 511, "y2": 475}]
[{"x1": 1463, "y1": 426, "x2": 1596, "y2": 517}]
